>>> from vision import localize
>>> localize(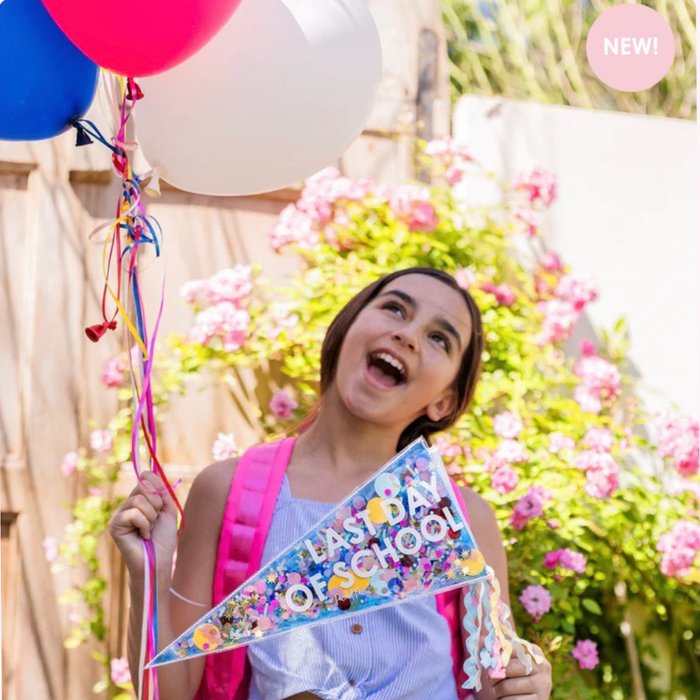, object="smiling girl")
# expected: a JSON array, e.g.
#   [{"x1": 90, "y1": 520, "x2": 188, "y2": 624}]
[{"x1": 109, "y1": 266, "x2": 552, "y2": 700}]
